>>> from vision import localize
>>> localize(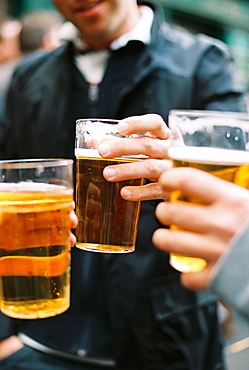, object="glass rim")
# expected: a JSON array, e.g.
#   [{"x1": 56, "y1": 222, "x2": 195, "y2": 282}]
[
  {"x1": 76, "y1": 118, "x2": 120, "y2": 125},
  {"x1": 0, "y1": 158, "x2": 73, "y2": 169},
  {"x1": 169, "y1": 109, "x2": 249, "y2": 119}
]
